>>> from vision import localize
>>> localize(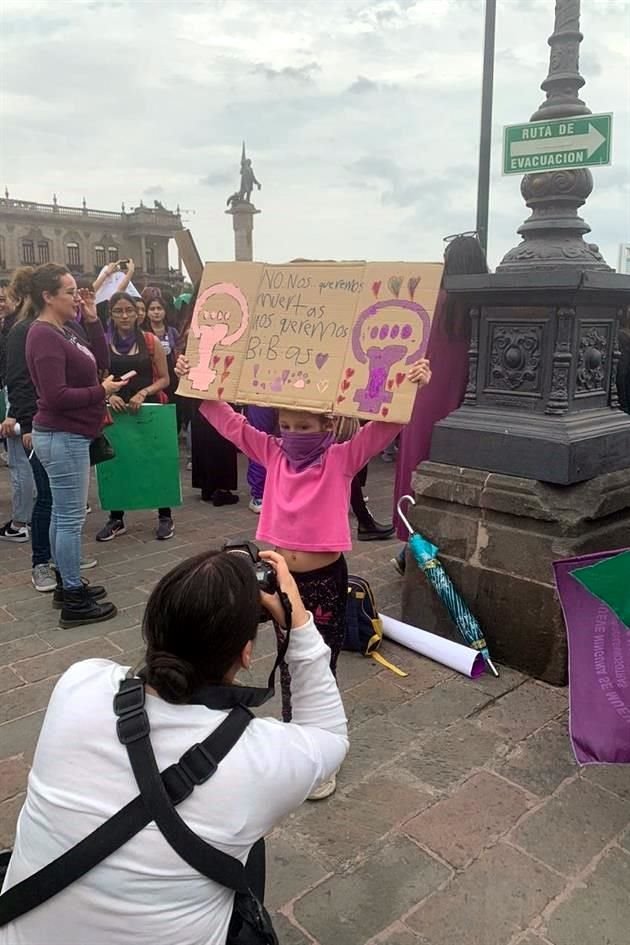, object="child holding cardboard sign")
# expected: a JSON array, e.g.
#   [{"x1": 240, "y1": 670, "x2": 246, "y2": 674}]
[{"x1": 175, "y1": 355, "x2": 431, "y2": 797}]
